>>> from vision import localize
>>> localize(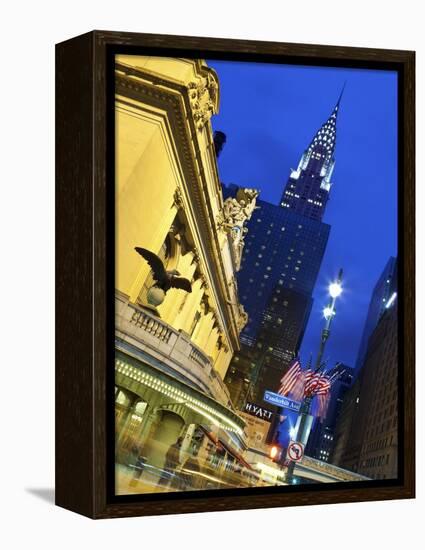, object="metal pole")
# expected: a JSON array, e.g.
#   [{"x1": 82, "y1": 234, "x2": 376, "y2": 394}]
[{"x1": 285, "y1": 269, "x2": 343, "y2": 484}]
